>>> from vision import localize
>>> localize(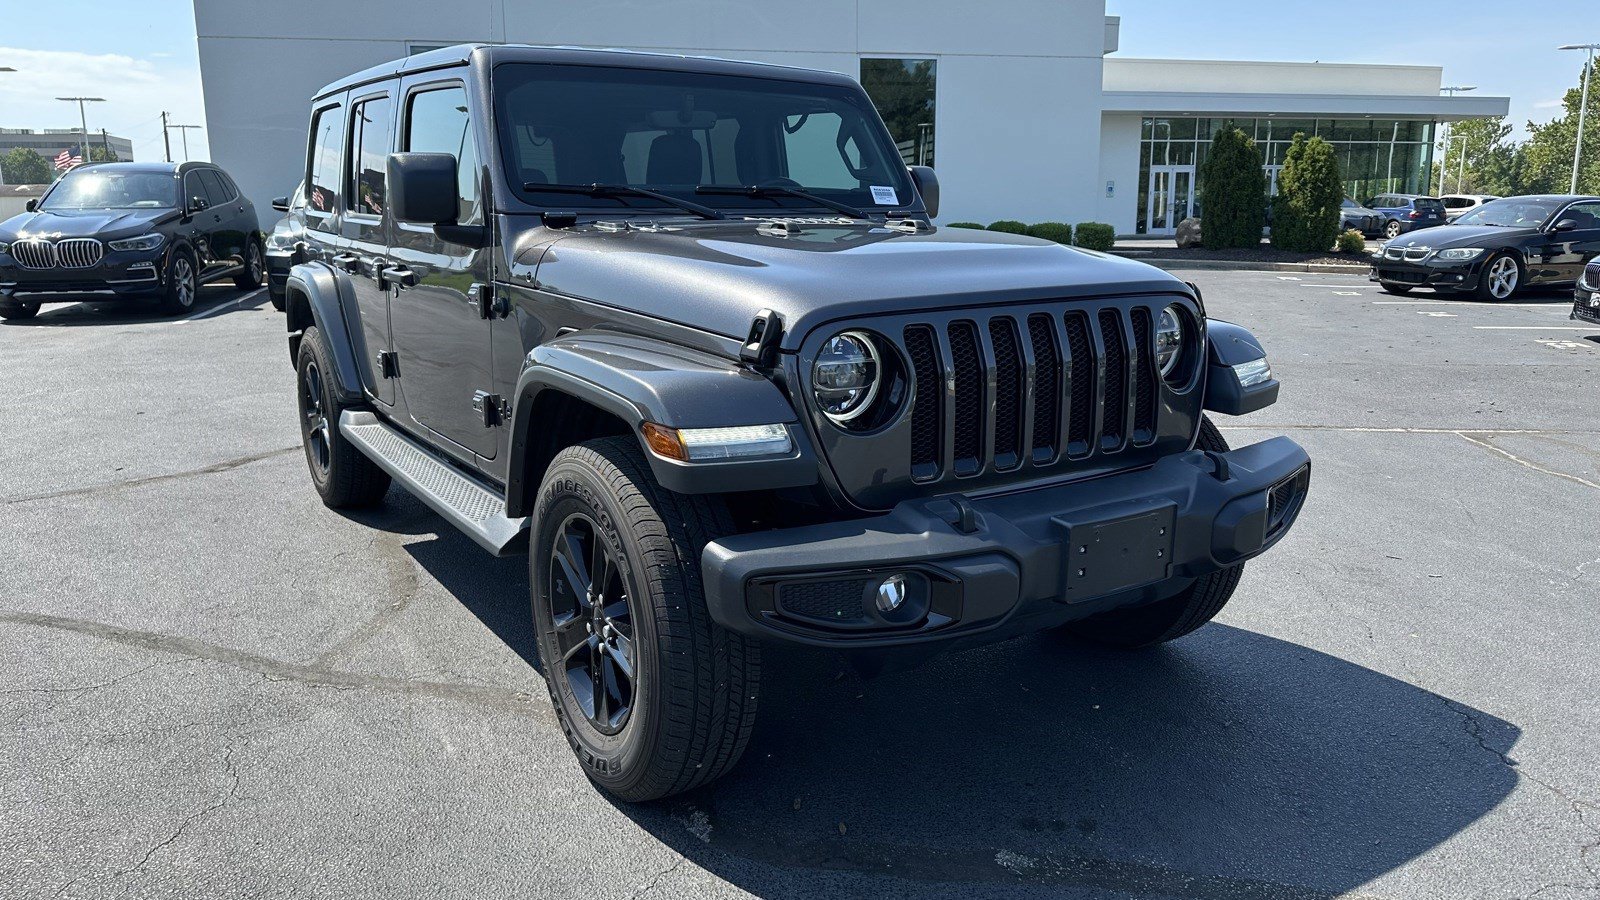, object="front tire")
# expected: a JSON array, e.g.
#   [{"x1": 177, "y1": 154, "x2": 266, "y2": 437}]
[
  {"x1": 1059, "y1": 417, "x2": 1243, "y2": 649},
  {"x1": 295, "y1": 325, "x2": 390, "y2": 508},
  {"x1": 0, "y1": 299, "x2": 40, "y2": 320},
  {"x1": 531, "y1": 436, "x2": 760, "y2": 802},
  {"x1": 235, "y1": 238, "x2": 265, "y2": 290},
  {"x1": 159, "y1": 251, "x2": 198, "y2": 315},
  {"x1": 1476, "y1": 252, "x2": 1521, "y2": 301}
]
